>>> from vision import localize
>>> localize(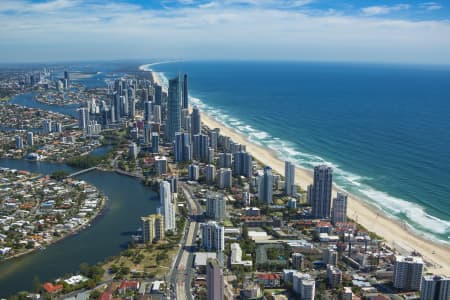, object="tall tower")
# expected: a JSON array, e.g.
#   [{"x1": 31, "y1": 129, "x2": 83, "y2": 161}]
[
  {"x1": 258, "y1": 166, "x2": 273, "y2": 204},
  {"x1": 191, "y1": 106, "x2": 201, "y2": 136},
  {"x1": 78, "y1": 107, "x2": 89, "y2": 131},
  {"x1": 166, "y1": 75, "x2": 182, "y2": 143},
  {"x1": 331, "y1": 192, "x2": 348, "y2": 225},
  {"x1": 311, "y1": 165, "x2": 333, "y2": 219},
  {"x1": 285, "y1": 161, "x2": 295, "y2": 196},
  {"x1": 207, "y1": 258, "x2": 224, "y2": 300},
  {"x1": 183, "y1": 73, "x2": 189, "y2": 109}
]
